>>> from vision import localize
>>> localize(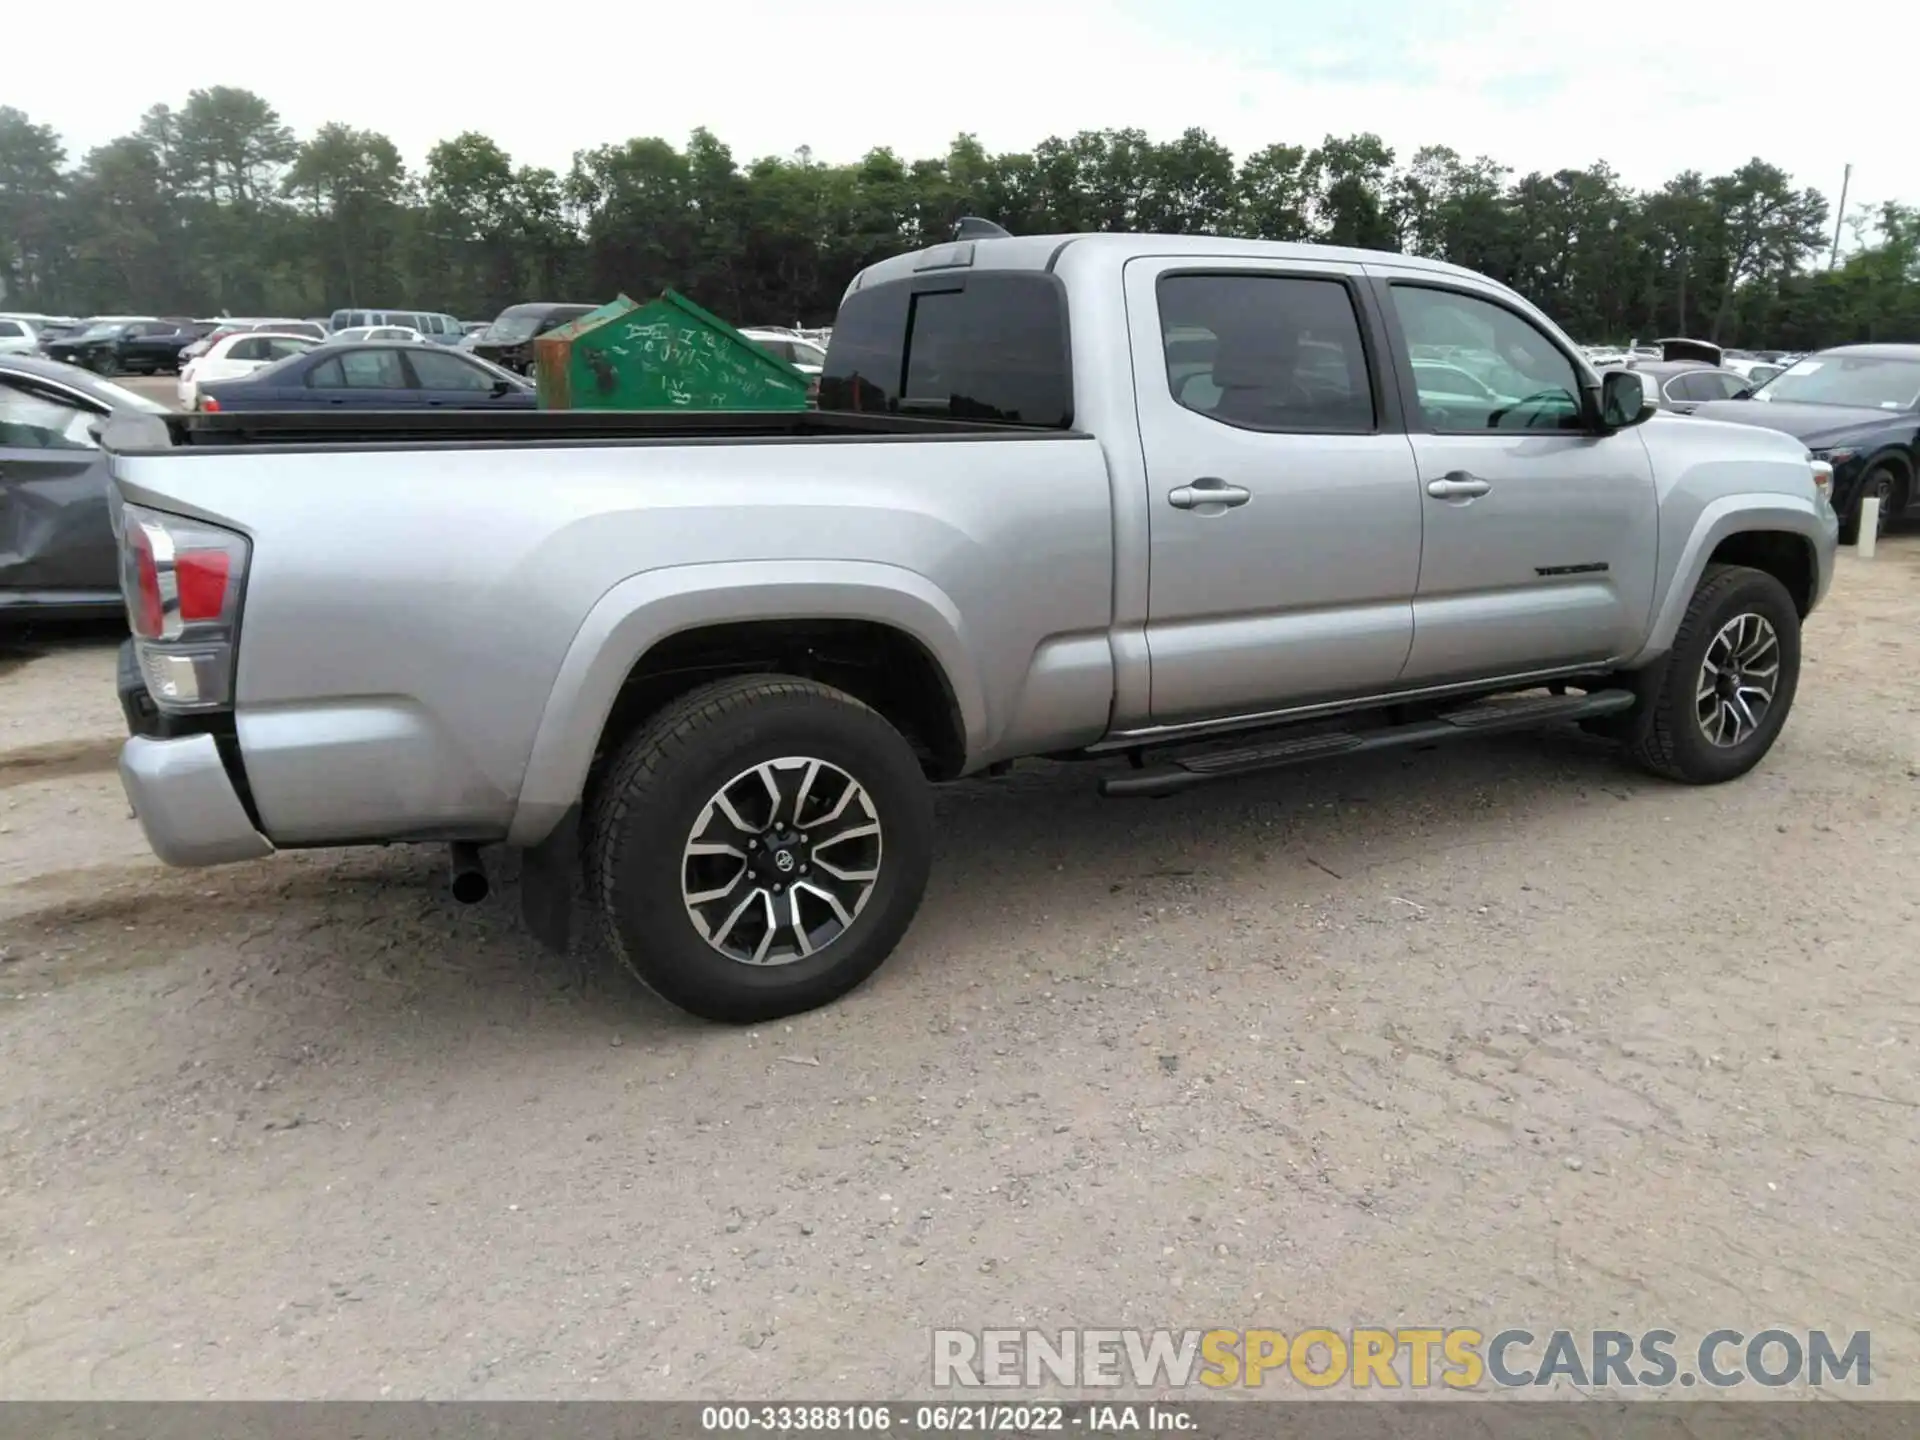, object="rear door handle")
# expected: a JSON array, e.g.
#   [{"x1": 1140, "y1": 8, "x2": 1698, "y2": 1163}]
[
  {"x1": 1426, "y1": 473, "x2": 1492, "y2": 499},
  {"x1": 1168, "y1": 478, "x2": 1253, "y2": 510}
]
